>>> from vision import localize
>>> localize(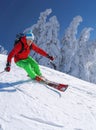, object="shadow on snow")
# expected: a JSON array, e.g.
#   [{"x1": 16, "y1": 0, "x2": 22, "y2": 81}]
[{"x1": 0, "y1": 79, "x2": 32, "y2": 92}]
